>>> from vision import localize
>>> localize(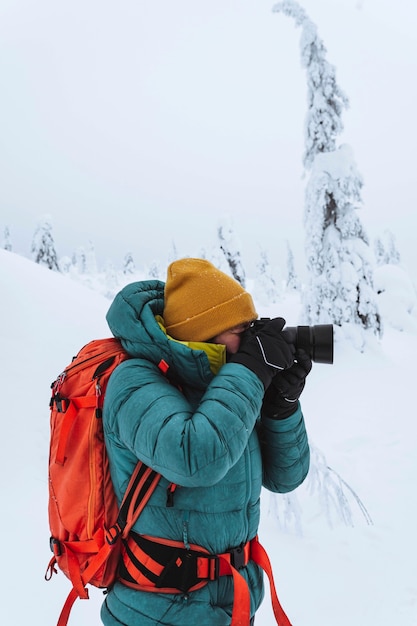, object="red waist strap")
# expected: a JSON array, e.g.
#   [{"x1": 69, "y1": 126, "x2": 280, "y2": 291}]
[
  {"x1": 195, "y1": 539, "x2": 251, "y2": 580},
  {"x1": 119, "y1": 533, "x2": 292, "y2": 626}
]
